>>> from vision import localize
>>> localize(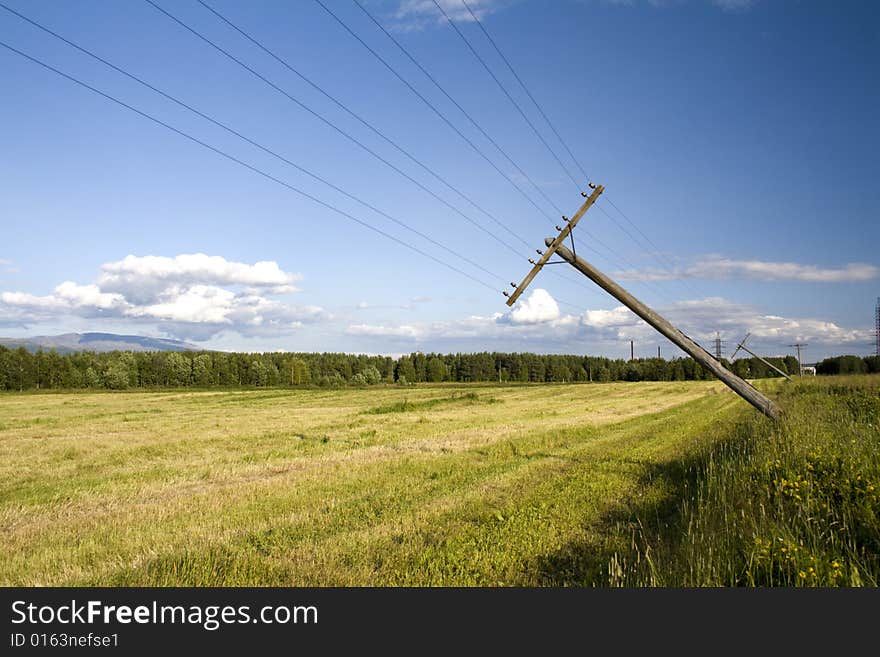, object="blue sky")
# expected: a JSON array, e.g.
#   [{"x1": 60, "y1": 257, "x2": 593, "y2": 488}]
[{"x1": 1, "y1": 0, "x2": 877, "y2": 361}]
